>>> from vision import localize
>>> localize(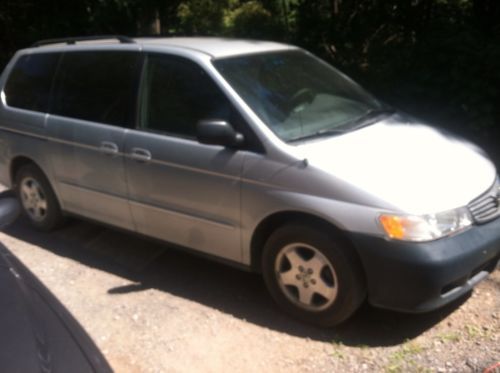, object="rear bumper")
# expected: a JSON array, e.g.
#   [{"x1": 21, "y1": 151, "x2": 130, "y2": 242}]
[{"x1": 349, "y1": 217, "x2": 500, "y2": 313}]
